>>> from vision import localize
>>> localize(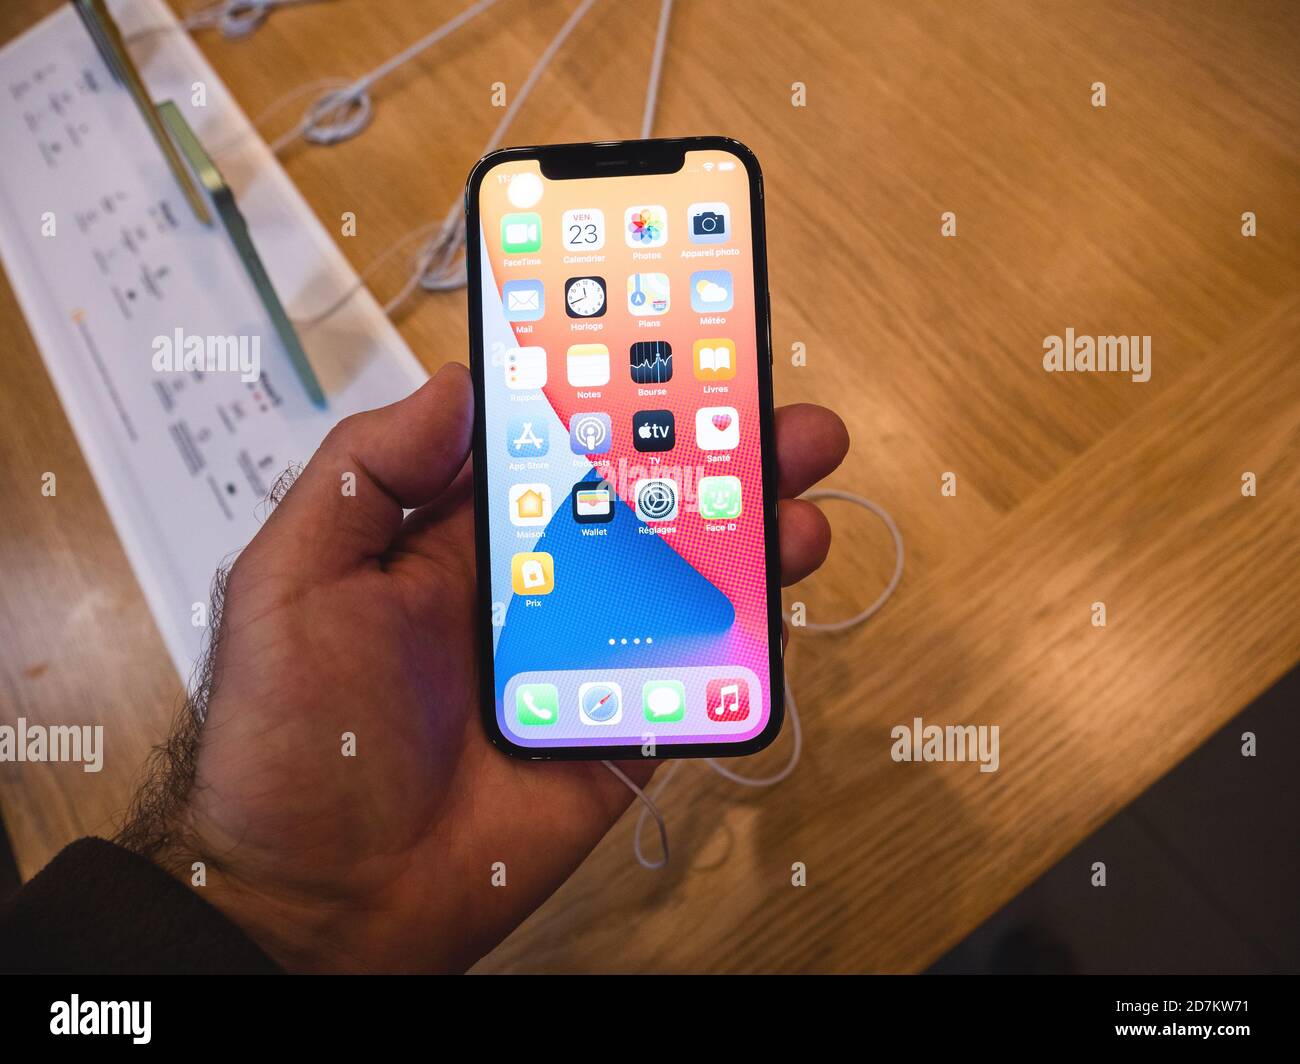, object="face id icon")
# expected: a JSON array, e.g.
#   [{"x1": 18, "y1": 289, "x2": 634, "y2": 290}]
[
  {"x1": 570, "y1": 412, "x2": 611, "y2": 454},
  {"x1": 698, "y1": 475, "x2": 742, "y2": 519},
  {"x1": 507, "y1": 416, "x2": 548, "y2": 458}
]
